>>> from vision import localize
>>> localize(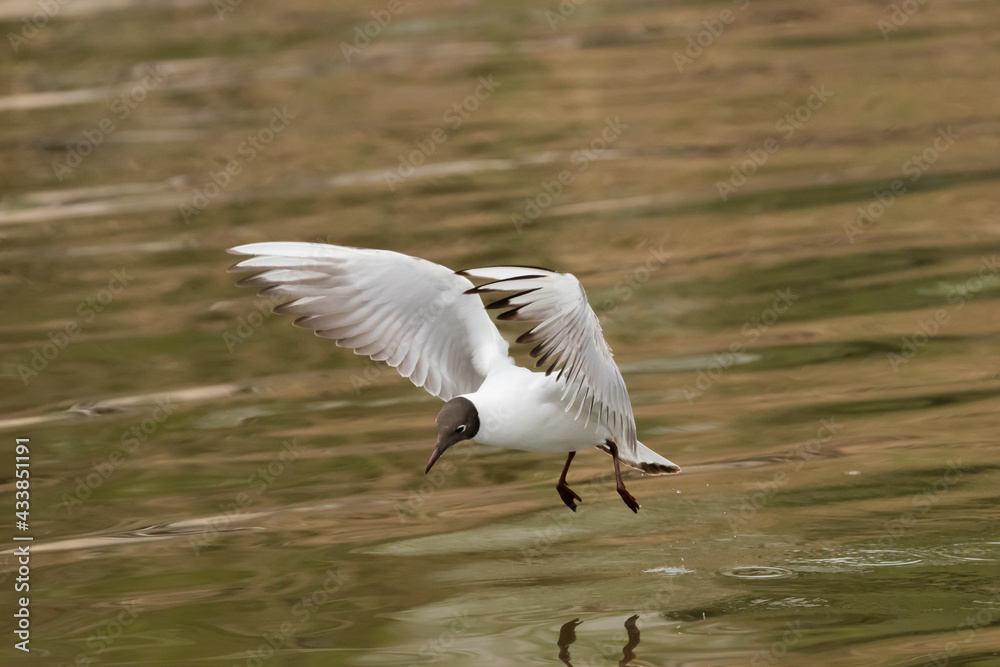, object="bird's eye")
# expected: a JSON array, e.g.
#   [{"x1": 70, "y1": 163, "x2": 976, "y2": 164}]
[{"x1": 455, "y1": 425, "x2": 466, "y2": 433}]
